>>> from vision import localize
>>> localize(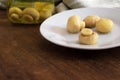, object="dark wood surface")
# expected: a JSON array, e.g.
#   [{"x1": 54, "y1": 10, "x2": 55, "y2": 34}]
[{"x1": 1, "y1": 10, "x2": 120, "y2": 80}]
